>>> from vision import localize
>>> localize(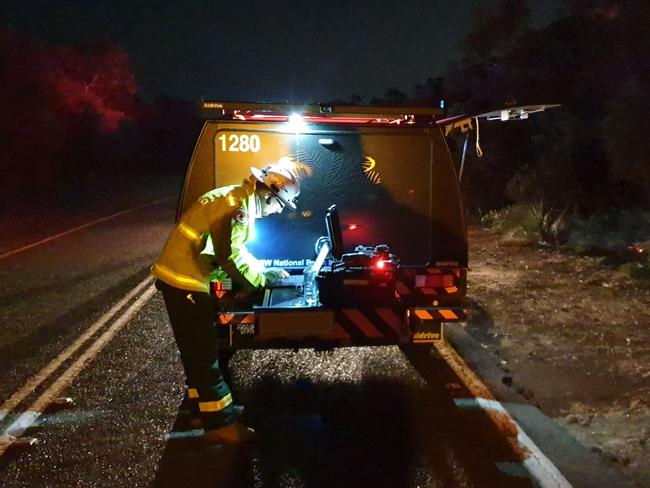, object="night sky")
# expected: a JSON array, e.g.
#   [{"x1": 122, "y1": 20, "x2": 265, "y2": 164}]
[{"x1": 2, "y1": 0, "x2": 560, "y2": 103}]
